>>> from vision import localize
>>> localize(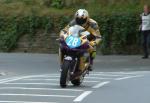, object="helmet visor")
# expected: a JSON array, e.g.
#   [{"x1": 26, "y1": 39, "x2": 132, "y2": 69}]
[{"x1": 76, "y1": 17, "x2": 87, "y2": 25}]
